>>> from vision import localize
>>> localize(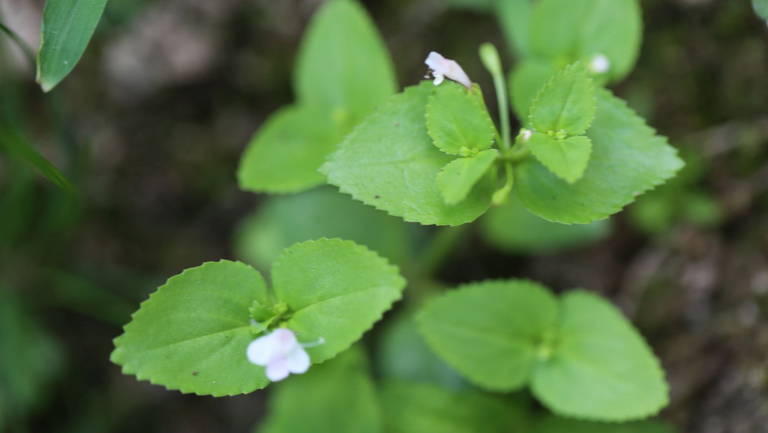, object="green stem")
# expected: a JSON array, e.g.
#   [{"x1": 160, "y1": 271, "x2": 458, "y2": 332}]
[
  {"x1": 492, "y1": 161, "x2": 514, "y2": 206},
  {"x1": 469, "y1": 90, "x2": 504, "y2": 148},
  {"x1": 479, "y1": 43, "x2": 511, "y2": 152},
  {"x1": 509, "y1": 147, "x2": 532, "y2": 163},
  {"x1": 493, "y1": 127, "x2": 504, "y2": 149},
  {"x1": 493, "y1": 74, "x2": 511, "y2": 151}
]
